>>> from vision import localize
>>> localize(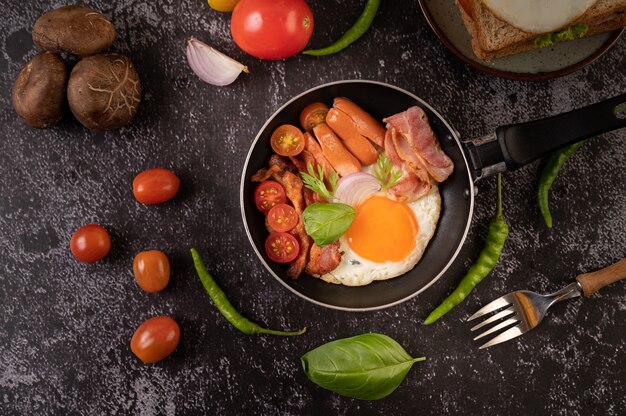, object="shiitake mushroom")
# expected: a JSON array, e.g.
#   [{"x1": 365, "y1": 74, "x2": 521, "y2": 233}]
[
  {"x1": 33, "y1": 5, "x2": 115, "y2": 57},
  {"x1": 67, "y1": 53, "x2": 142, "y2": 130},
  {"x1": 11, "y1": 52, "x2": 68, "y2": 128}
]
